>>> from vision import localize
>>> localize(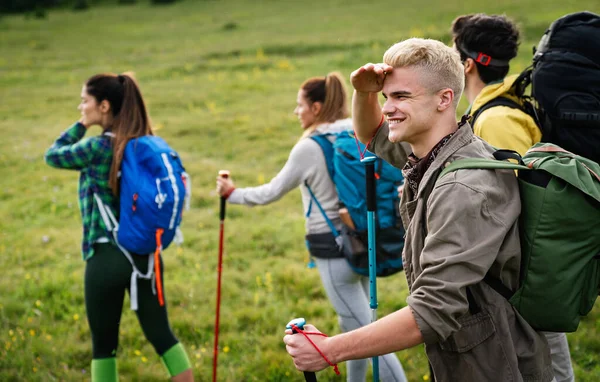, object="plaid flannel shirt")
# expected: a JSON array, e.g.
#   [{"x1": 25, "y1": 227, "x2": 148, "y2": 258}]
[{"x1": 45, "y1": 122, "x2": 118, "y2": 260}]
